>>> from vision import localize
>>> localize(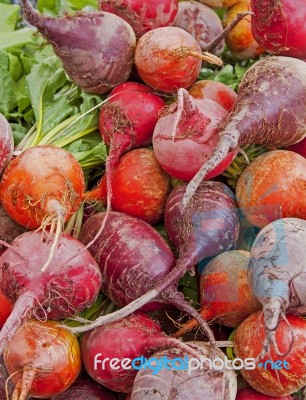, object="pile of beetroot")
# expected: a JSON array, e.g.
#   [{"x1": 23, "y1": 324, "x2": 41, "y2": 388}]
[{"x1": 1, "y1": 0, "x2": 306, "y2": 398}]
